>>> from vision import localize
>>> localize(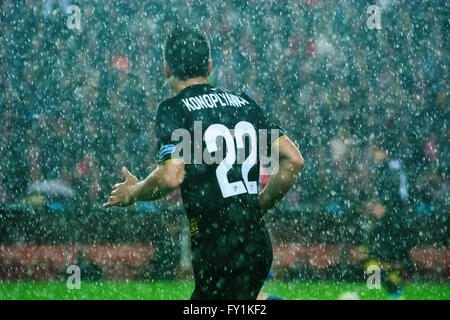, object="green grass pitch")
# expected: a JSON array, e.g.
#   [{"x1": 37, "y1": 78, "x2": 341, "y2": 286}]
[{"x1": 1, "y1": 281, "x2": 449, "y2": 300}]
